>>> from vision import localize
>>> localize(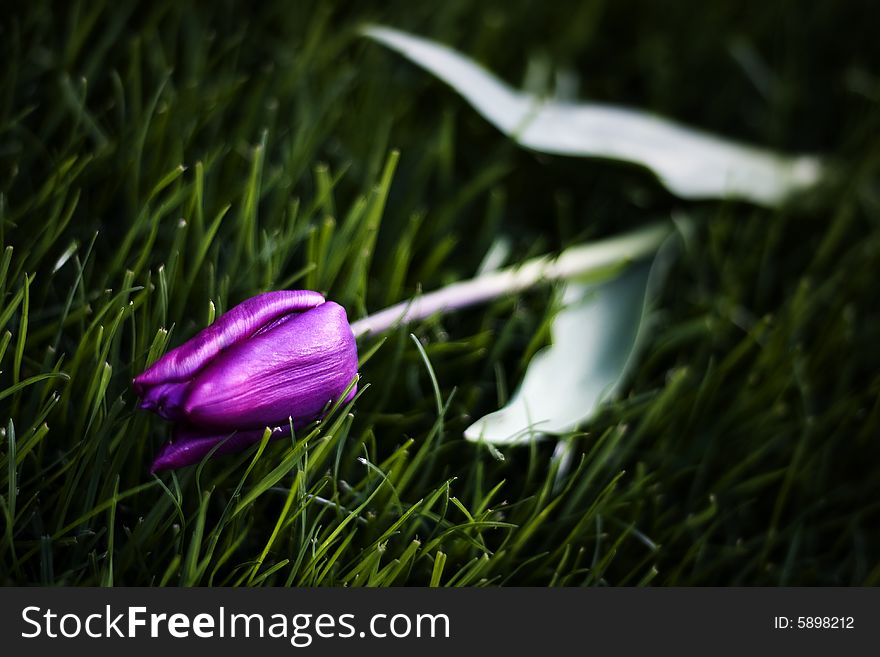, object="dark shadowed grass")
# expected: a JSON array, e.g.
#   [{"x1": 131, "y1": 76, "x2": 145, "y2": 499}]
[{"x1": 1, "y1": 1, "x2": 879, "y2": 586}]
